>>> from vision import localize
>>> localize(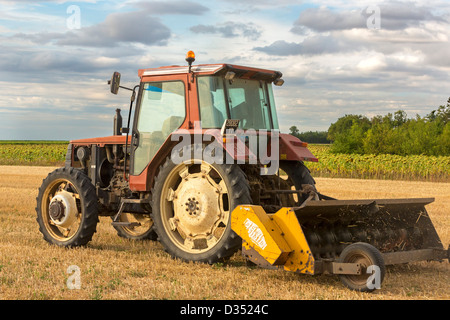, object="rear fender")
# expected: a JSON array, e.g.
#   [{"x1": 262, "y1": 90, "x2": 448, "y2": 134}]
[
  {"x1": 201, "y1": 130, "x2": 318, "y2": 163},
  {"x1": 164, "y1": 129, "x2": 258, "y2": 164},
  {"x1": 279, "y1": 133, "x2": 318, "y2": 163}
]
